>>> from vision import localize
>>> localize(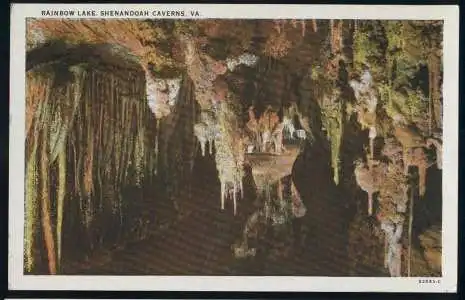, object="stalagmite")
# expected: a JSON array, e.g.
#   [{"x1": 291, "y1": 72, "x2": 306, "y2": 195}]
[{"x1": 381, "y1": 219, "x2": 403, "y2": 277}]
